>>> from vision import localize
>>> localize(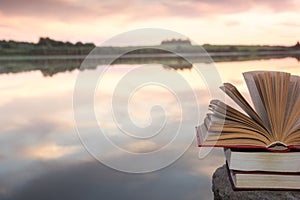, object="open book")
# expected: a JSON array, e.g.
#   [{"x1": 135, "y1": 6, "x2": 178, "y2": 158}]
[{"x1": 197, "y1": 71, "x2": 300, "y2": 151}]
